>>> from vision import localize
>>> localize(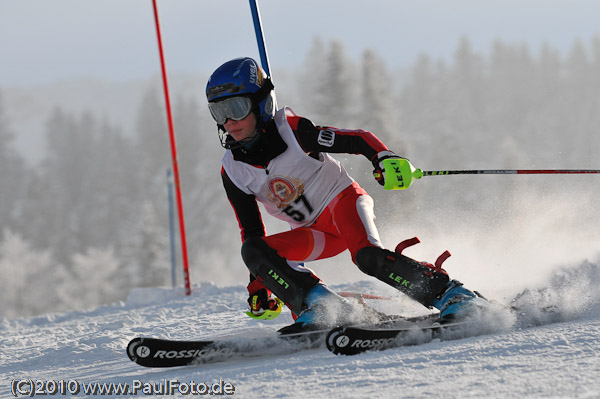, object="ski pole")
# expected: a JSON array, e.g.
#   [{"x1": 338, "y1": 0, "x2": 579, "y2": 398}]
[
  {"x1": 420, "y1": 169, "x2": 600, "y2": 176},
  {"x1": 380, "y1": 158, "x2": 600, "y2": 190}
]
